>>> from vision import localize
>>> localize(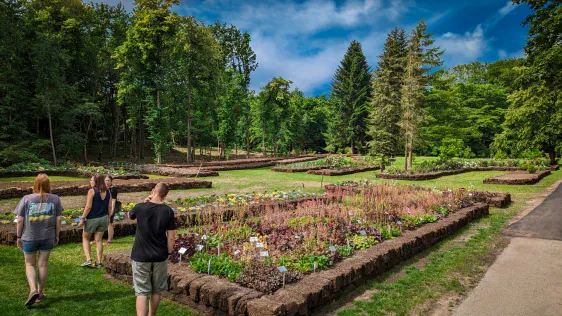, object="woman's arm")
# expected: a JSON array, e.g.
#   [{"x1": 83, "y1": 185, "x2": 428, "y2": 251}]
[
  {"x1": 55, "y1": 216, "x2": 61, "y2": 244},
  {"x1": 109, "y1": 196, "x2": 115, "y2": 217},
  {"x1": 79, "y1": 189, "x2": 94, "y2": 227},
  {"x1": 16, "y1": 216, "x2": 24, "y2": 250}
]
